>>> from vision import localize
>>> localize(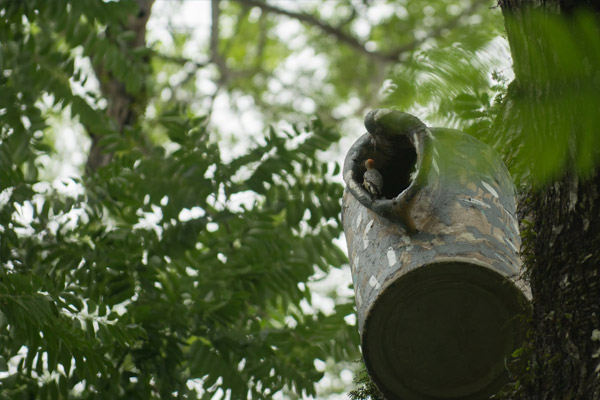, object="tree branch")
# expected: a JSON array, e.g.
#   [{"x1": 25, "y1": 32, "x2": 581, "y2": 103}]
[
  {"x1": 210, "y1": 0, "x2": 229, "y2": 82},
  {"x1": 237, "y1": 0, "x2": 391, "y2": 62},
  {"x1": 235, "y1": 0, "x2": 489, "y2": 63},
  {"x1": 86, "y1": 0, "x2": 156, "y2": 173},
  {"x1": 152, "y1": 51, "x2": 209, "y2": 70},
  {"x1": 254, "y1": 11, "x2": 268, "y2": 68}
]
